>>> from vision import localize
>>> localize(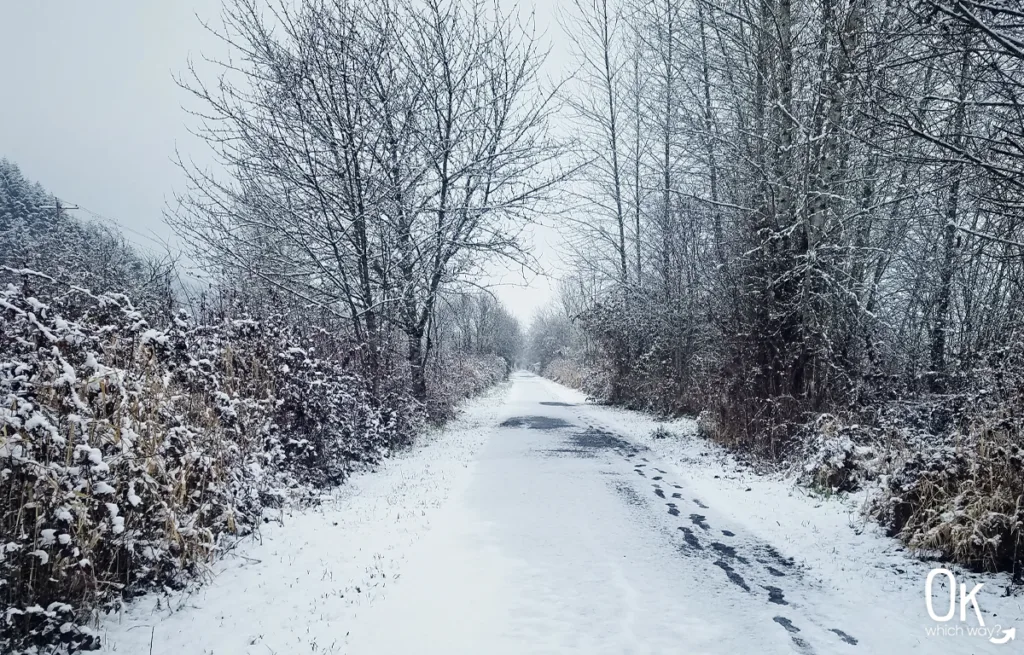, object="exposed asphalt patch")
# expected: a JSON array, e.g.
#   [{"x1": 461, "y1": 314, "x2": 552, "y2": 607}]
[
  {"x1": 689, "y1": 514, "x2": 710, "y2": 530},
  {"x1": 500, "y1": 416, "x2": 573, "y2": 430},
  {"x1": 570, "y1": 427, "x2": 640, "y2": 454},
  {"x1": 764, "y1": 585, "x2": 788, "y2": 605},
  {"x1": 539, "y1": 448, "x2": 595, "y2": 458},
  {"x1": 830, "y1": 629, "x2": 858, "y2": 645},
  {"x1": 678, "y1": 526, "x2": 702, "y2": 550},
  {"x1": 714, "y1": 560, "x2": 750, "y2": 592},
  {"x1": 539, "y1": 401, "x2": 576, "y2": 407}
]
